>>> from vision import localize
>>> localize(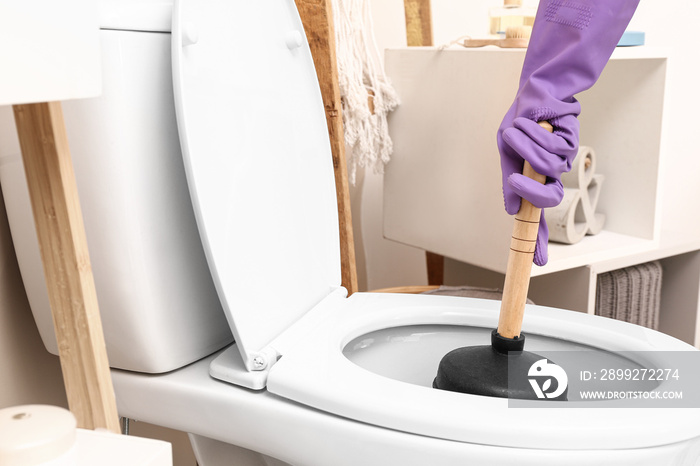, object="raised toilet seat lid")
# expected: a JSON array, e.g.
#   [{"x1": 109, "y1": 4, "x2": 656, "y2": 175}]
[{"x1": 172, "y1": 0, "x2": 341, "y2": 373}]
